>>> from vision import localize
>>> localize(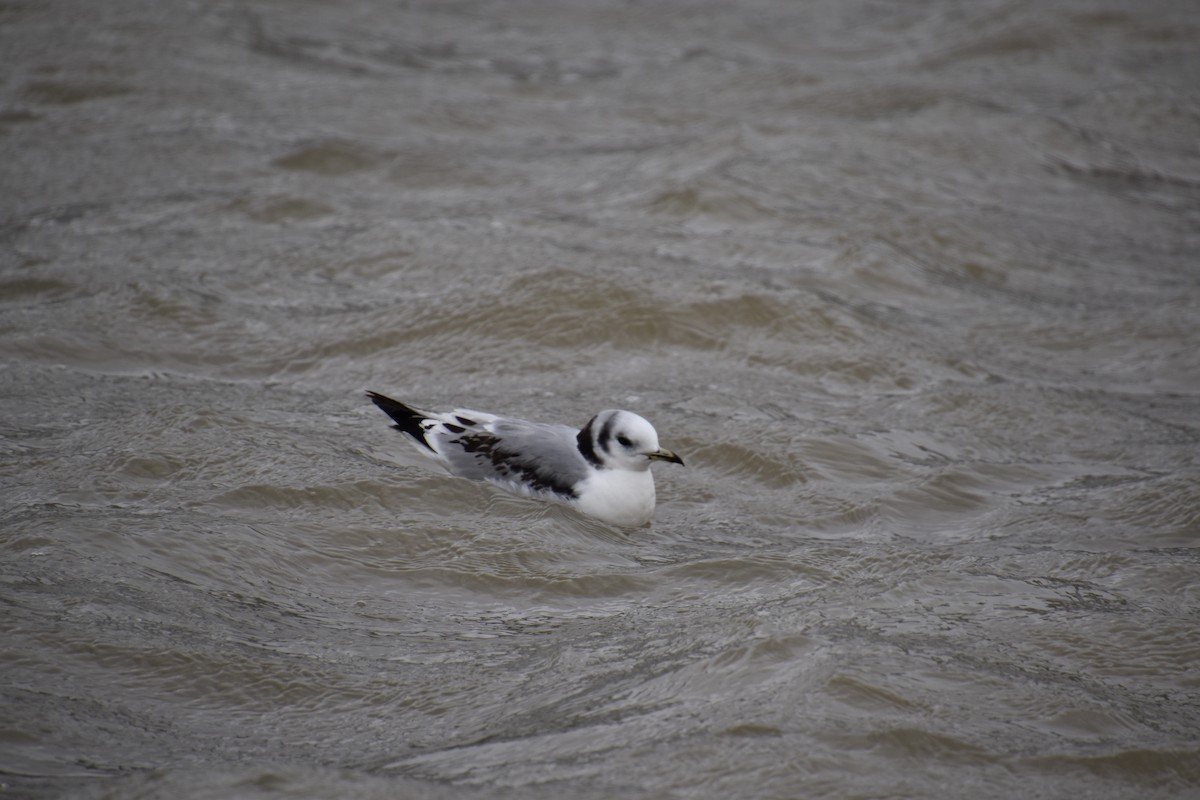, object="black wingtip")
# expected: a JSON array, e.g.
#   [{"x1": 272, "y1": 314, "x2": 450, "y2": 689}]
[{"x1": 366, "y1": 390, "x2": 437, "y2": 452}]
